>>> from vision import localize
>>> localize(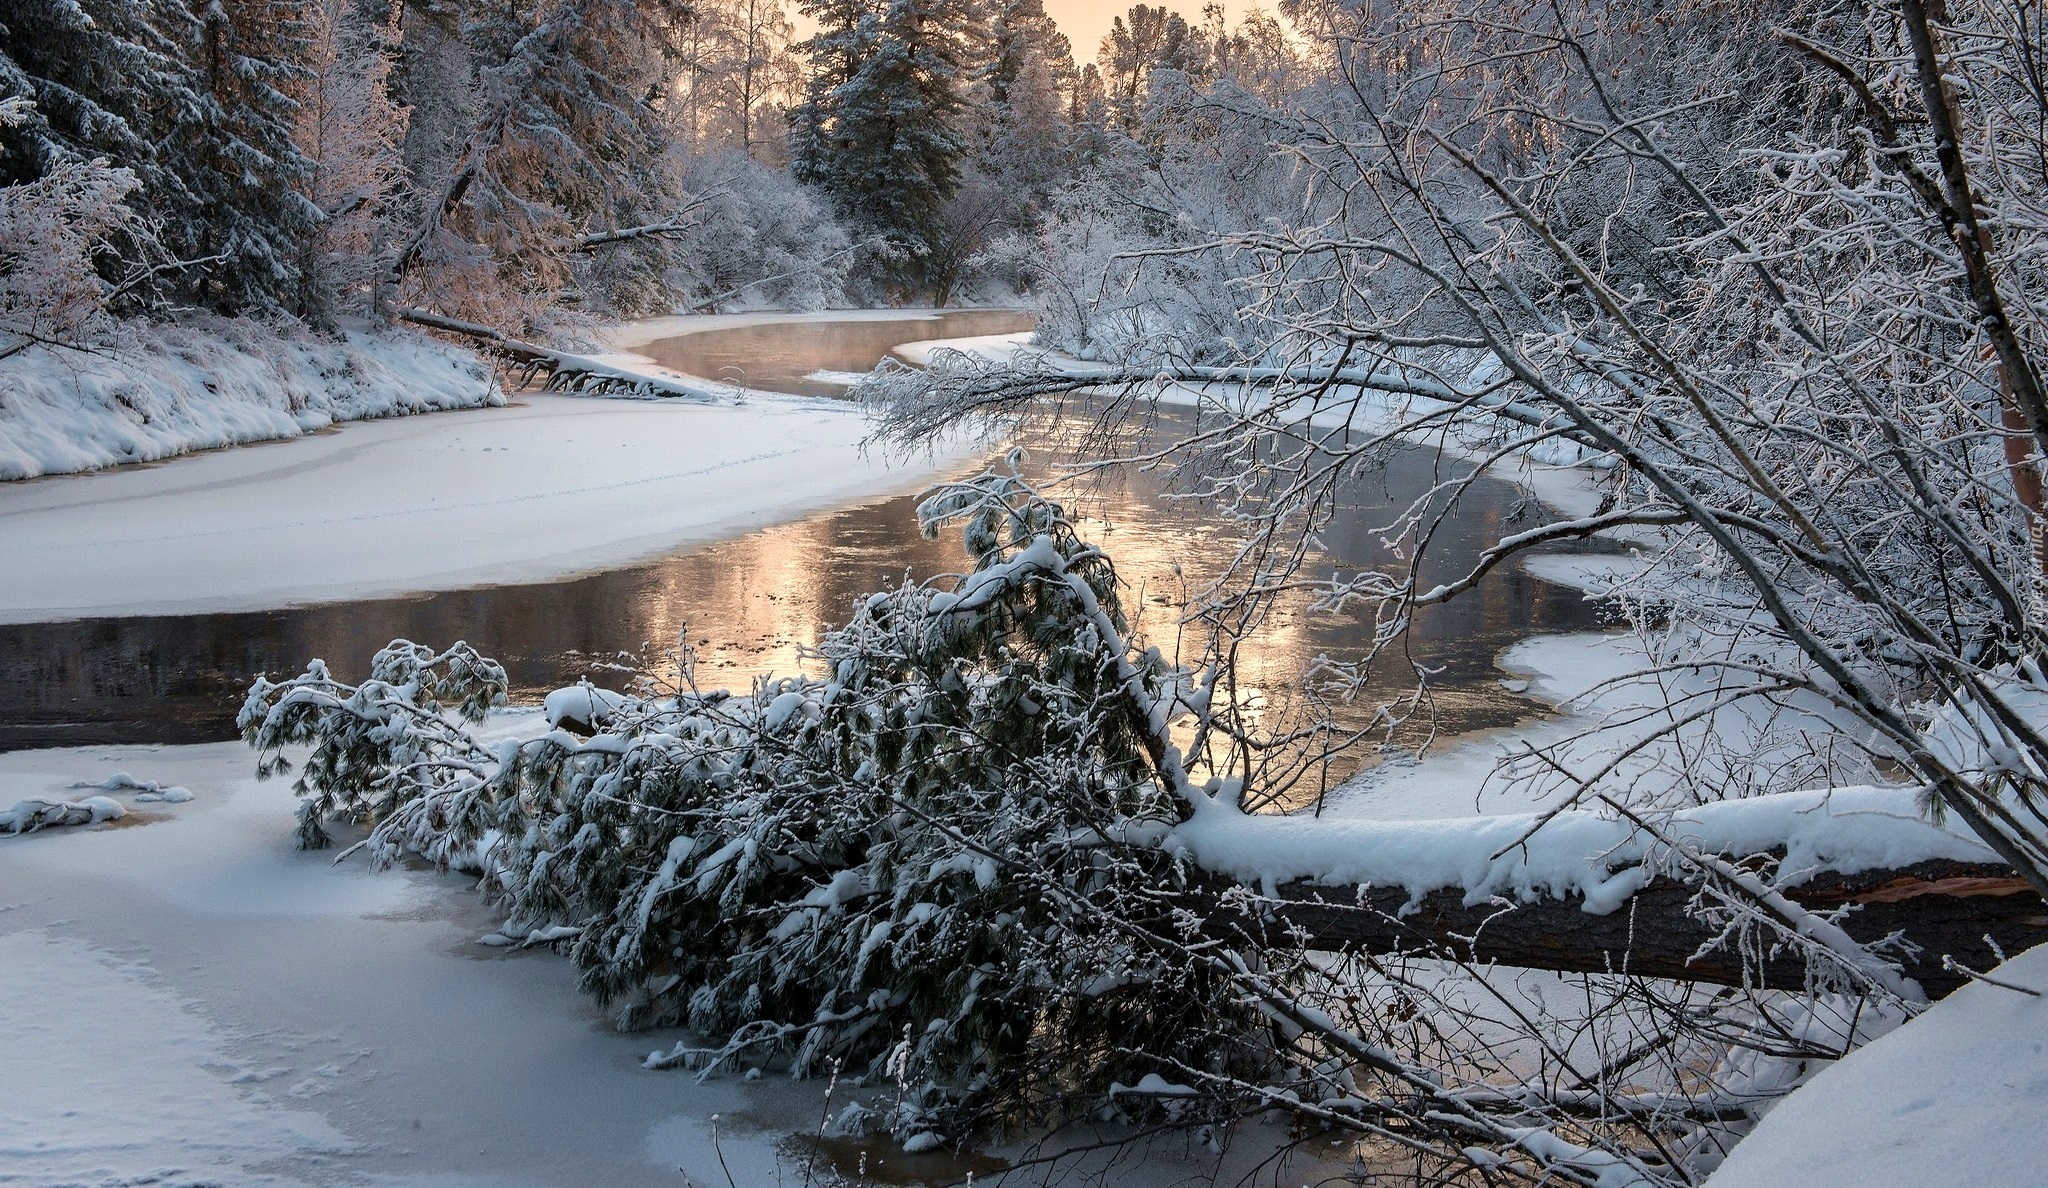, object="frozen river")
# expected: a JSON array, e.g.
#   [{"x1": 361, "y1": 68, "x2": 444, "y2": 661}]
[
  {"x1": 0, "y1": 310, "x2": 1605, "y2": 757},
  {"x1": 0, "y1": 308, "x2": 1622, "y2": 1188}
]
